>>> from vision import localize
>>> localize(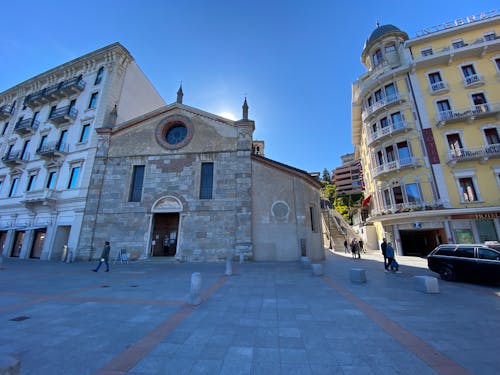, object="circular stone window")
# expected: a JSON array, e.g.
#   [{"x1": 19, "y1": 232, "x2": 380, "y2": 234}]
[
  {"x1": 272, "y1": 201, "x2": 290, "y2": 219},
  {"x1": 155, "y1": 114, "x2": 194, "y2": 150}
]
